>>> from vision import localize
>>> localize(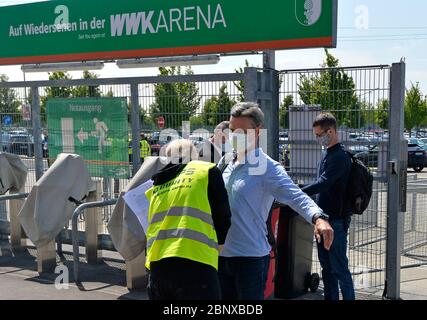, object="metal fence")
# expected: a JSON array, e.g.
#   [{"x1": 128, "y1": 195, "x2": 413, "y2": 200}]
[
  {"x1": 280, "y1": 65, "x2": 391, "y2": 290},
  {"x1": 402, "y1": 174, "x2": 427, "y2": 268},
  {"x1": 0, "y1": 72, "x2": 243, "y2": 233},
  {"x1": 0, "y1": 65, "x2": 416, "y2": 298}
]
